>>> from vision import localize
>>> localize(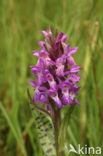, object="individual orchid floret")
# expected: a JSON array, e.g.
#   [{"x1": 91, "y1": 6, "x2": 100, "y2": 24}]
[
  {"x1": 60, "y1": 83, "x2": 70, "y2": 105},
  {"x1": 48, "y1": 89, "x2": 62, "y2": 108},
  {"x1": 41, "y1": 27, "x2": 53, "y2": 41},
  {"x1": 45, "y1": 70, "x2": 57, "y2": 89},
  {"x1": 33, "y1": 50, "x2": 54, "y2": 66},
  {"x1": 29, "y1": 27, "x2": 81, "y2": 109},
  {"x1": 55, "y1": 57, "x2": 66, "y2": 76}
]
